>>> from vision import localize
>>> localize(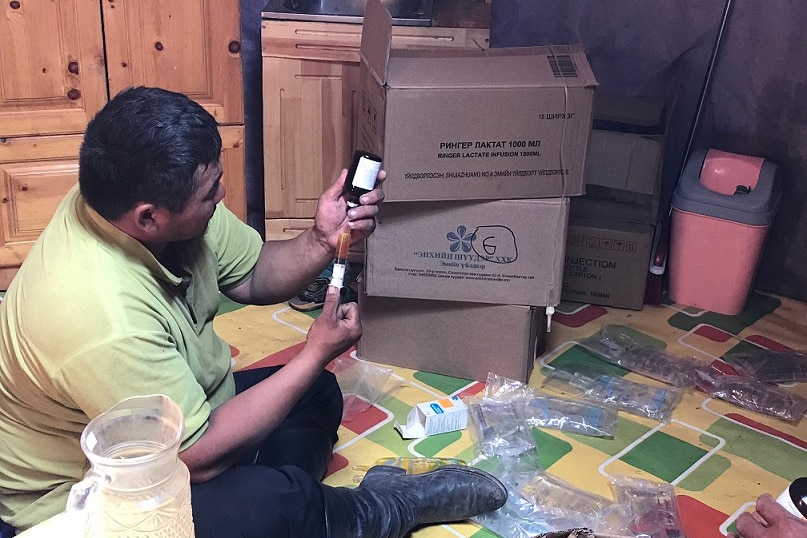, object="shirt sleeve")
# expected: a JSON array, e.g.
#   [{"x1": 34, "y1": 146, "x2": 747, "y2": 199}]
[
  {"x1": 51, "y1": 330, "x2": 214, "y2": 451},
  {"x1": 206, "y1": 203, "x2": 263, "y2": 290}
]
